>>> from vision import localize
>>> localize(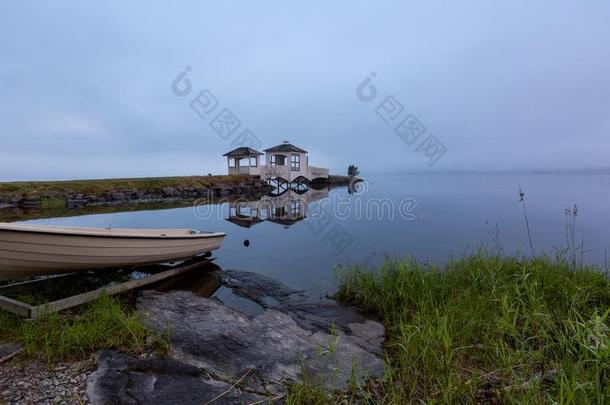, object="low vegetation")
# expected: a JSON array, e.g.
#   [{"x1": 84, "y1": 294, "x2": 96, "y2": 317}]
[
  {"x1": 0, "y1": 295, "x2": 169, "y2": 364},
  {"x1": 0, "y1": 174, "x2": 351, "y2": 199},
  {"x1": 0, "y1": 175, "x2": 247, "y2": 200},
  {"x1": 289, "y1": 254, "x2": 610, "y2": 403},
  {"x1": 2, "y1": 251, "x2": 607, "y2": 401}
]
